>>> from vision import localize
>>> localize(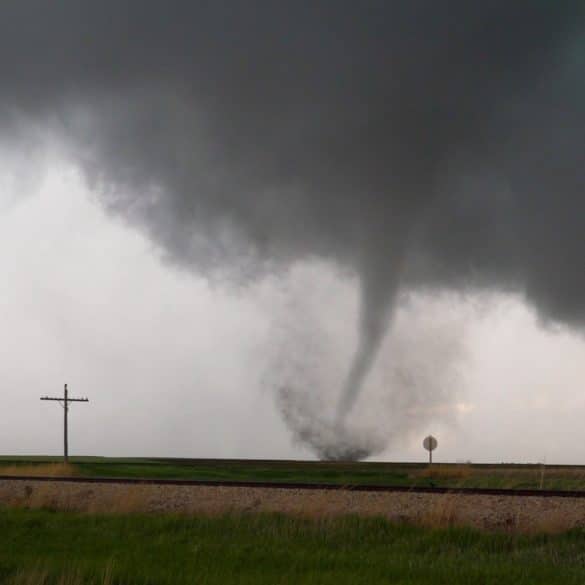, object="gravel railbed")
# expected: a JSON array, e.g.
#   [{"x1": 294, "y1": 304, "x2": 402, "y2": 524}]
[{"x1": 2, "y1": 478, "x2": 585, "y2": 531}]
